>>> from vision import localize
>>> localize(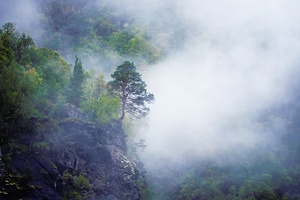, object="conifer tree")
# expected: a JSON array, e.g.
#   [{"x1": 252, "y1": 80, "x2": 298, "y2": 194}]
[
  {"x1": 108, "y1": 61, "x2": 154, "y2": 120},
  {"x1": 68, "y1": 56, "x2": 84, "y2": 107}
]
